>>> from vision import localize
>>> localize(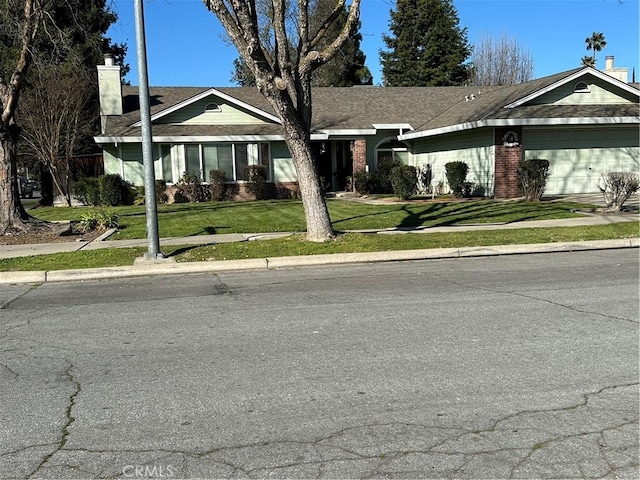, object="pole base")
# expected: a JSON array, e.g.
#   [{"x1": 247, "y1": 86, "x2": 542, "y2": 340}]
[{"x1": 134, "y1": 254, "x2": 176, "y2": 265}]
